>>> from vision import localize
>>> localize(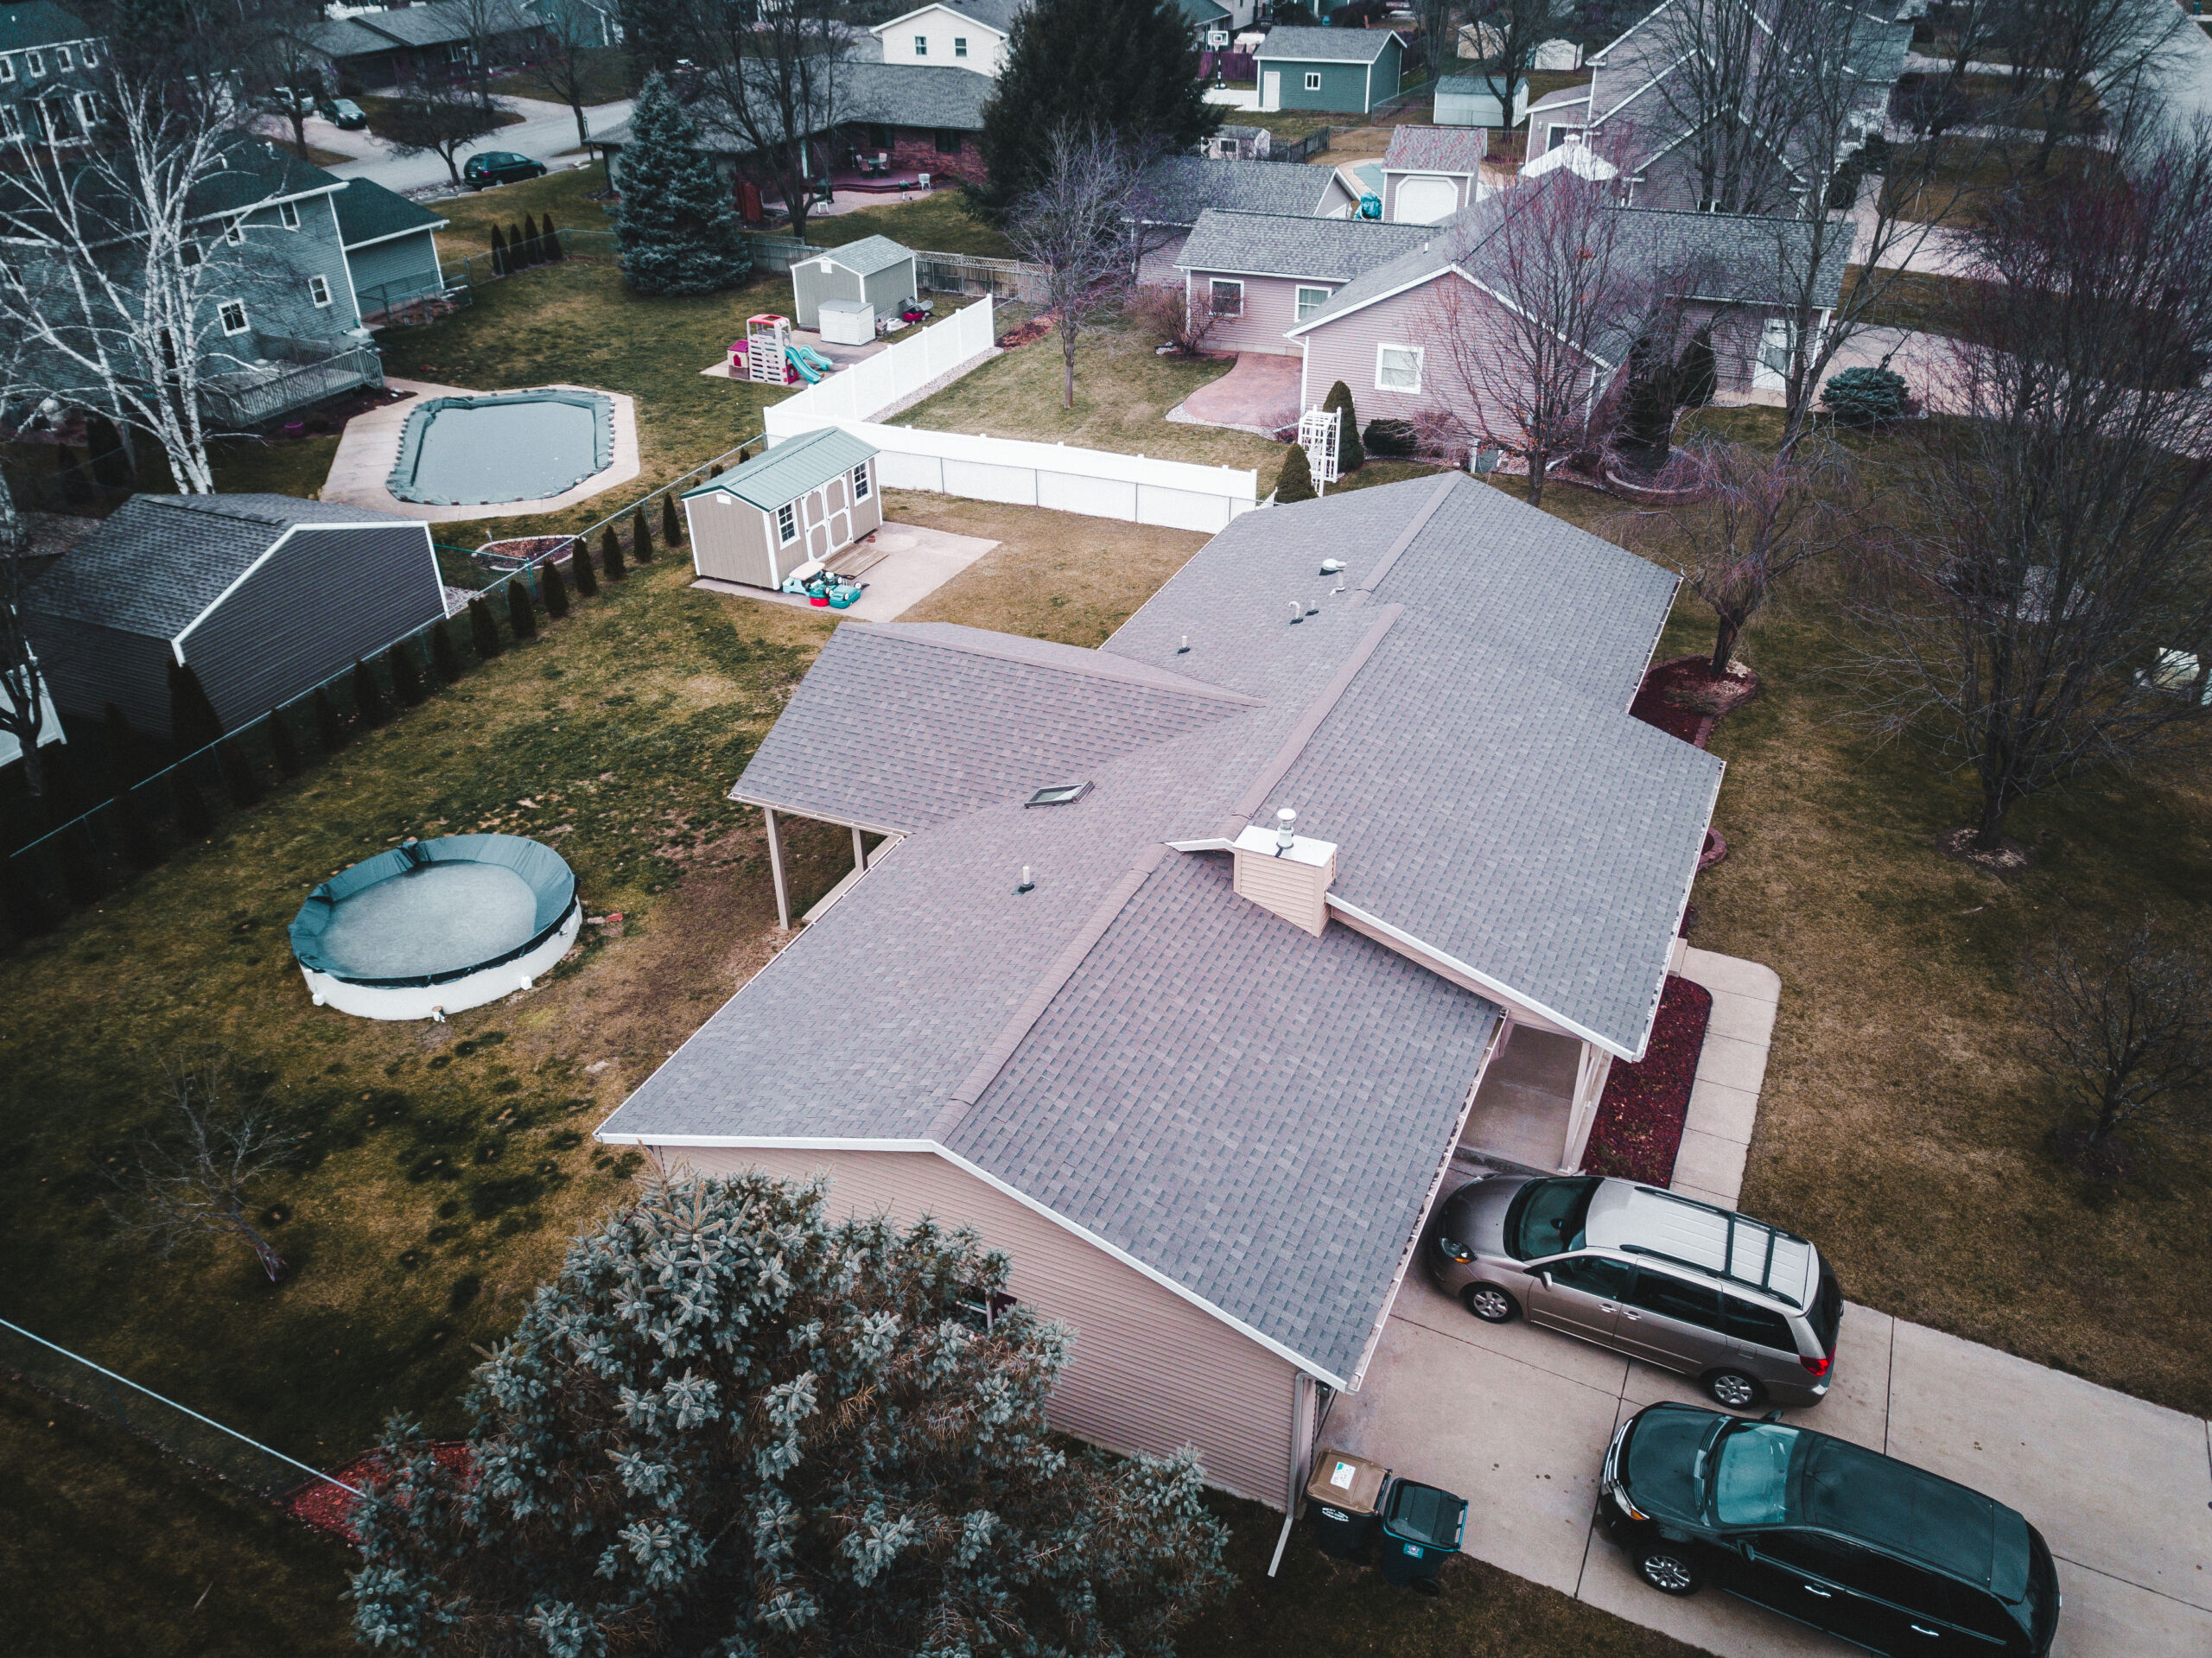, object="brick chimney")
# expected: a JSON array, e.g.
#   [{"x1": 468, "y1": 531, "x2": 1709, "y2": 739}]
[{"x1": 1230, "y1": 809, "x2": 1338, "y2": 937}]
